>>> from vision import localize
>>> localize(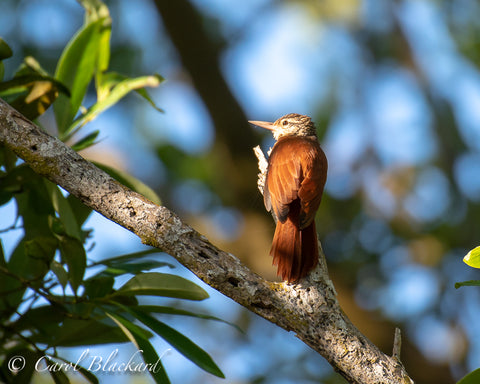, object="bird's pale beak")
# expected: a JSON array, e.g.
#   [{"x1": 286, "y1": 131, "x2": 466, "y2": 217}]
[{"x1": 248, "y1": 120, "x2": 275, "y2": 131}]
